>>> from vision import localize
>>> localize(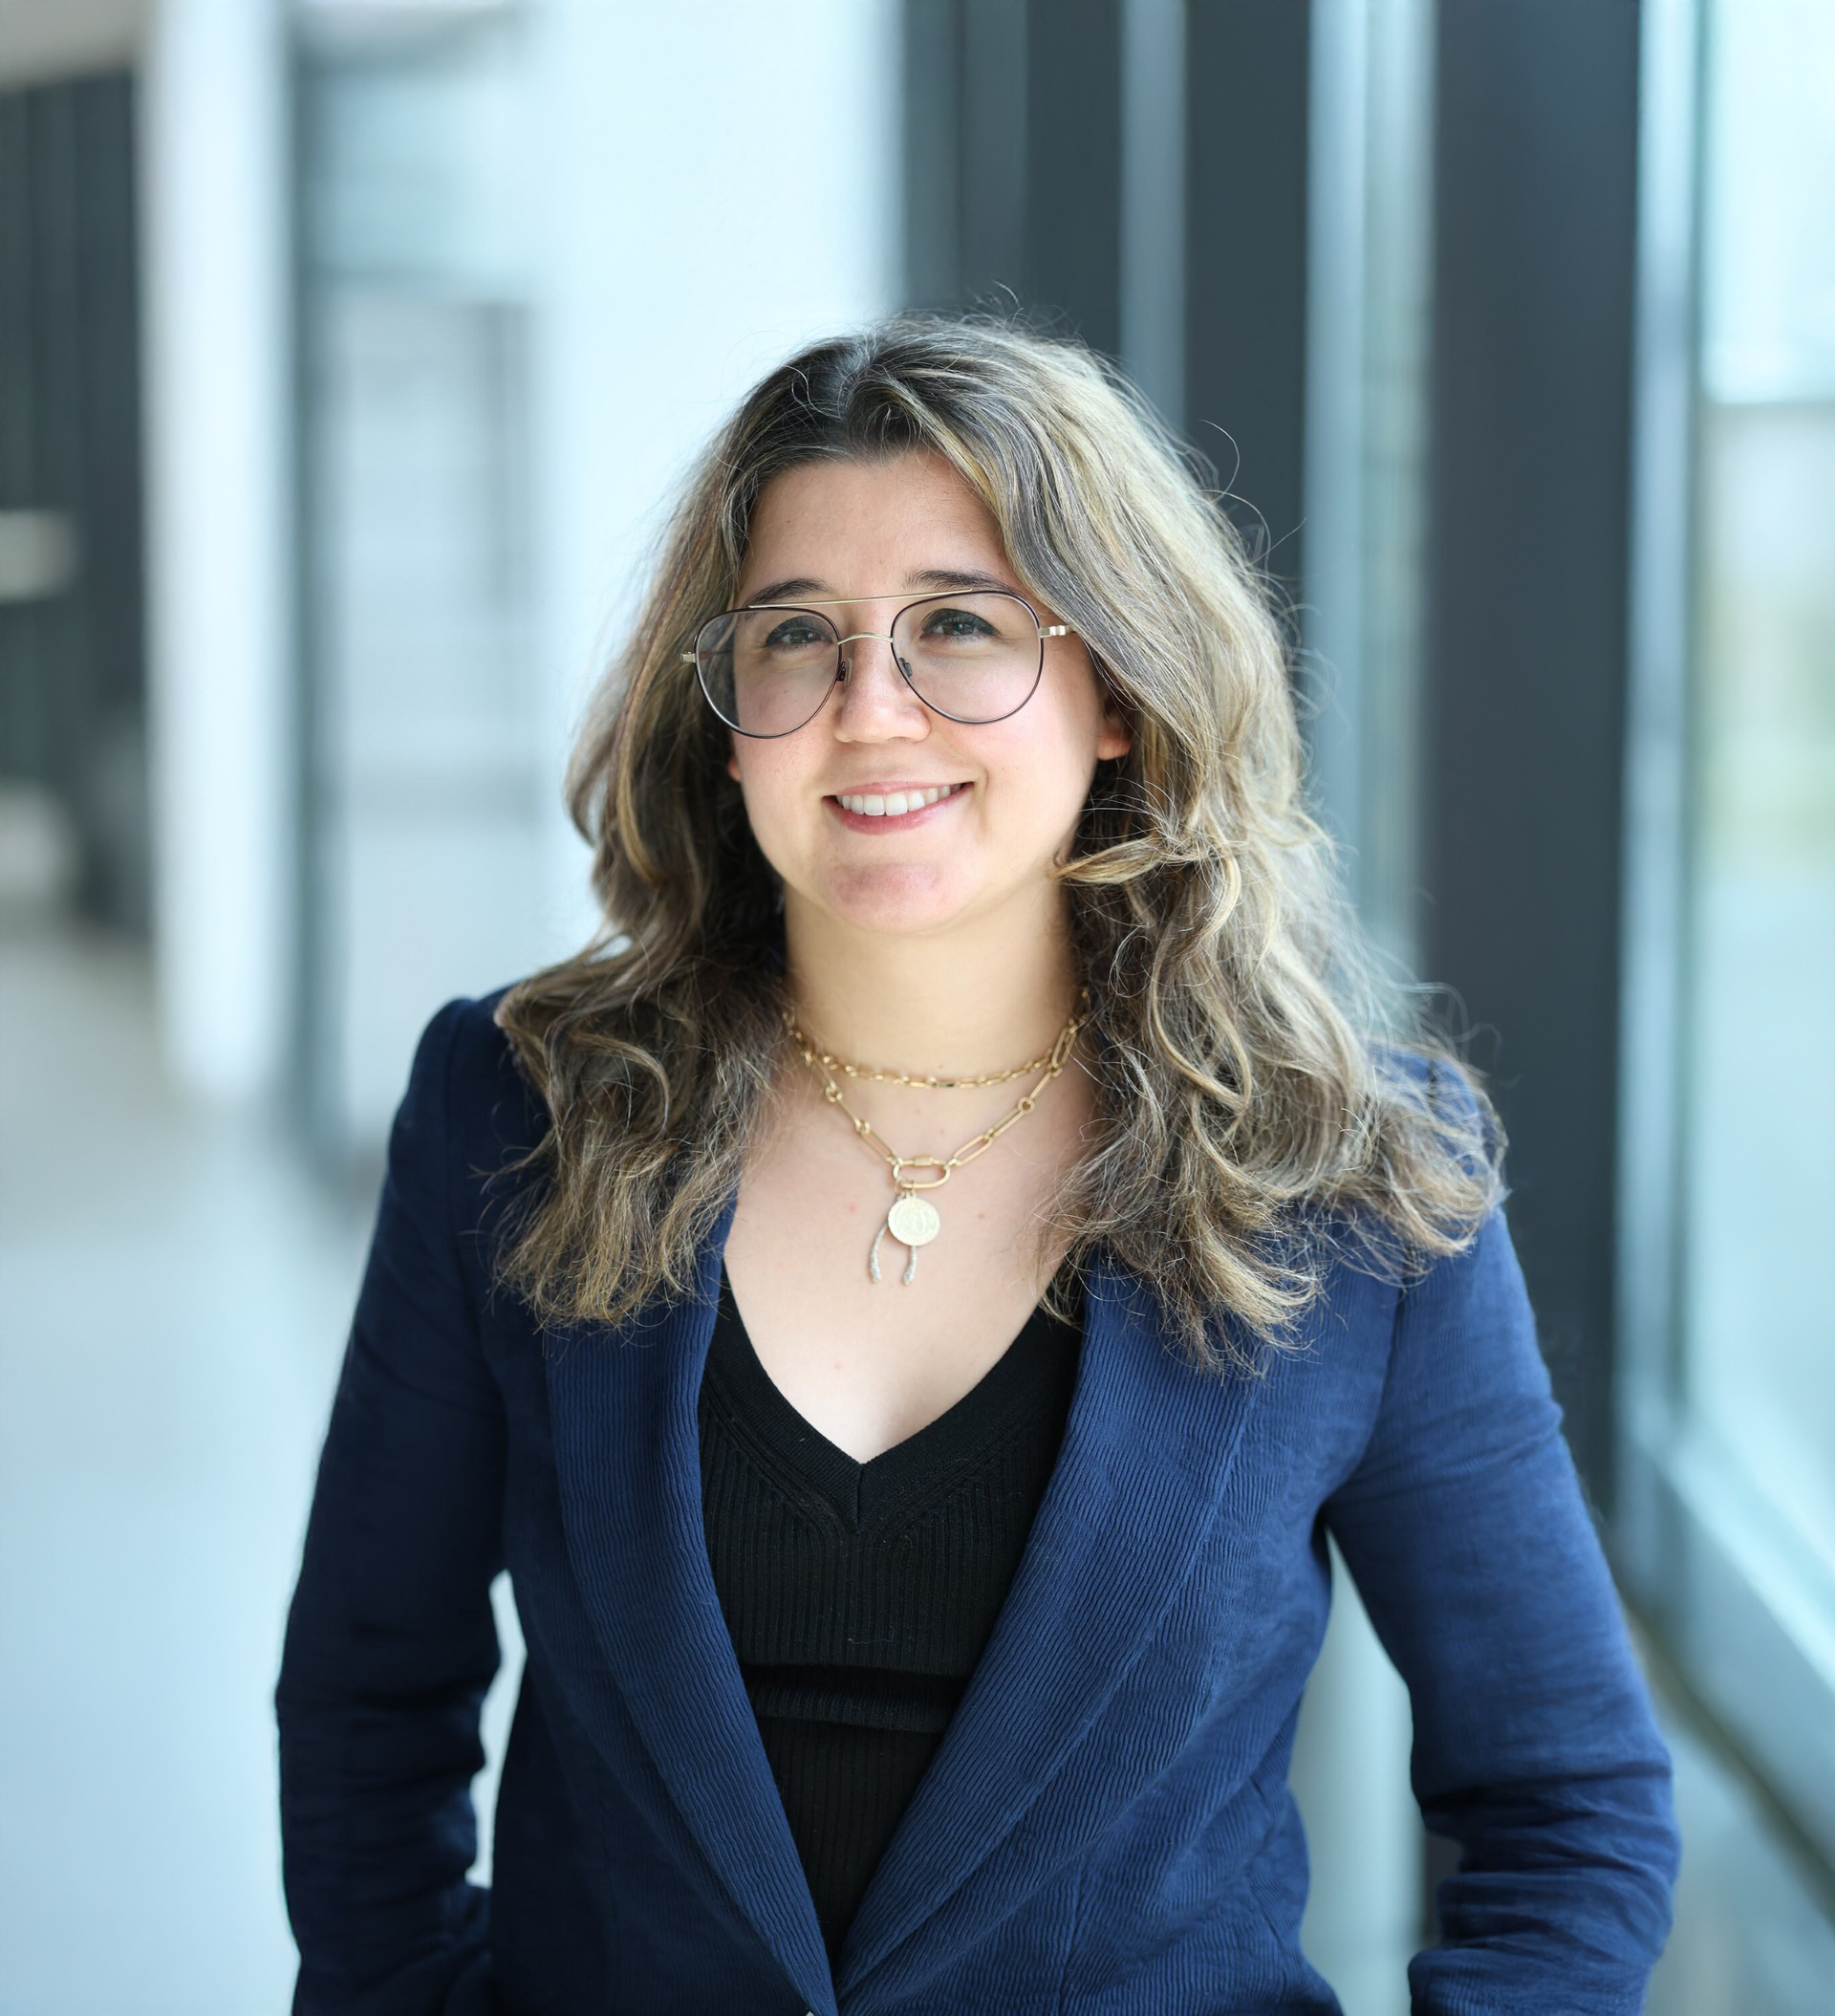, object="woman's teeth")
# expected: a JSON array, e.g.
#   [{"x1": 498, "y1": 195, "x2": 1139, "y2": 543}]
[{"x1": 834, "y1": 783, "x2": 963, "y2": 817}]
